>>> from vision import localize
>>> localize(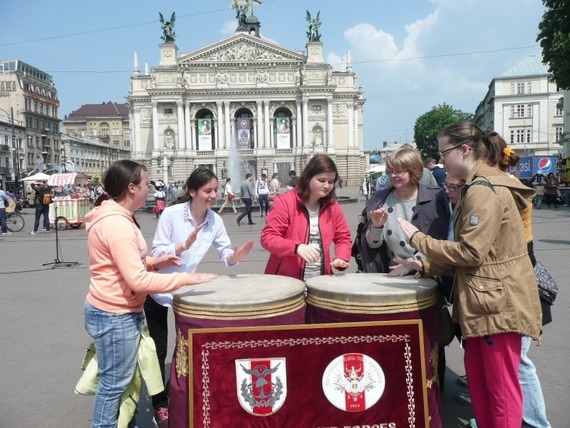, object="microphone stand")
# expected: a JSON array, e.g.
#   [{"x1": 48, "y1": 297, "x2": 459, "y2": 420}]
[{"x1": 43, "y1": 204, "x2": 81, "y2": 269}]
